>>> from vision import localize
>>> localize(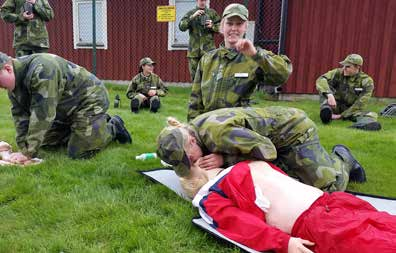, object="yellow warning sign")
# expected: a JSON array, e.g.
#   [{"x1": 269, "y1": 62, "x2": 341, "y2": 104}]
[{"x1": 157, "y1": 5, "x2": 176, "y2": 22}]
